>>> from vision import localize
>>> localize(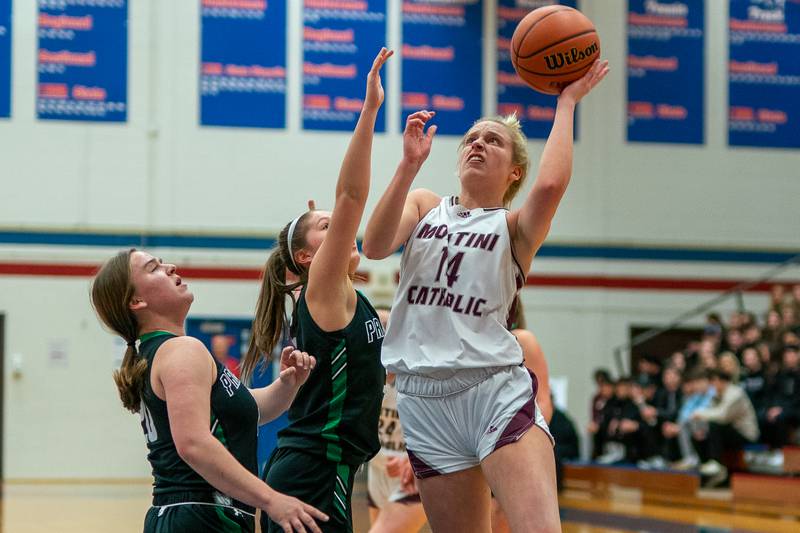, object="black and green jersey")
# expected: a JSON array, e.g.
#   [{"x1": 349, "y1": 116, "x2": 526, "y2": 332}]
[
  {"x1": 277, "y1": 289, "x2": 385, "y2": 466},
  {"x1": 139, "y1": 331, "x2": 259, "y2": 511}
]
